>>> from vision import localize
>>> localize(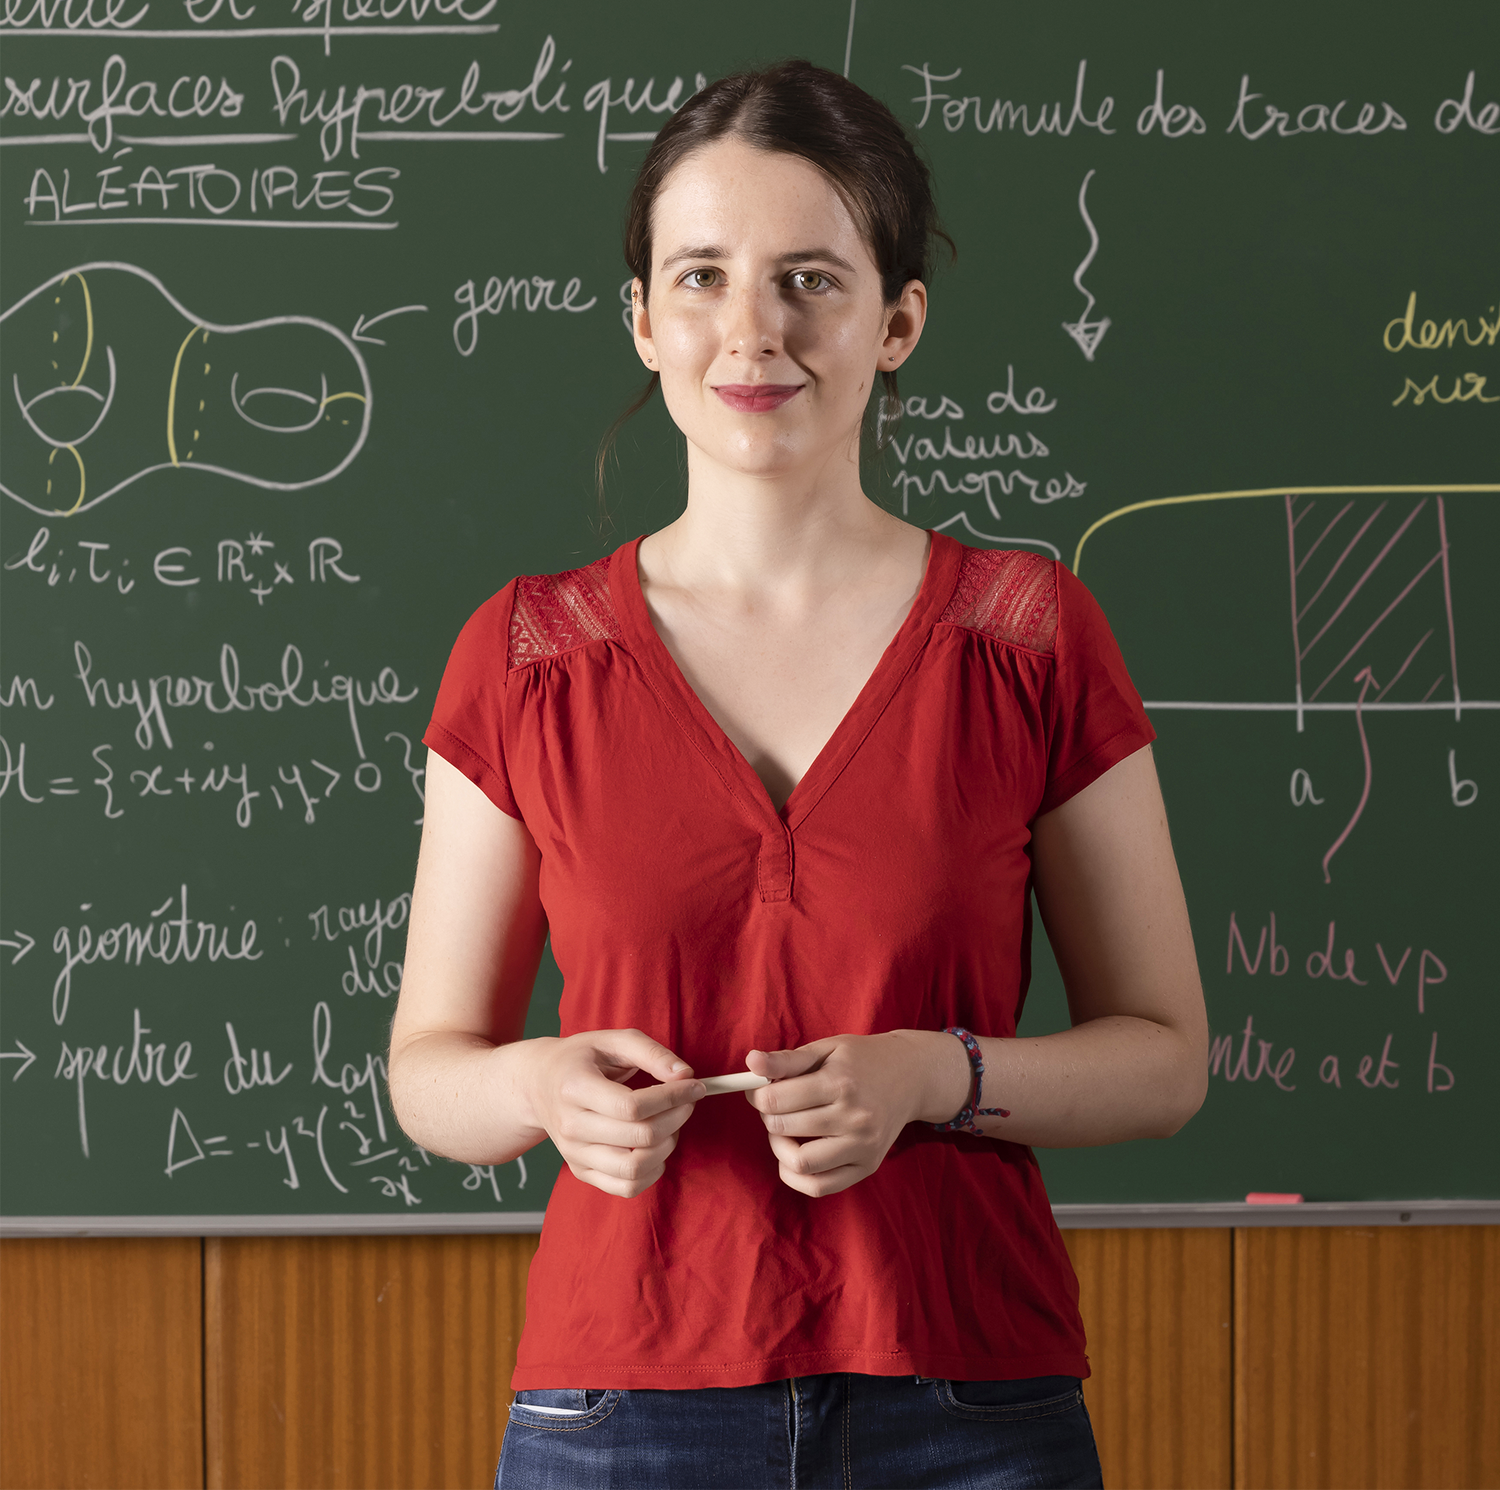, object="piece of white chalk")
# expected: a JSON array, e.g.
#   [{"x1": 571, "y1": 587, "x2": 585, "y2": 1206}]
[{"x1": 698, "y1": 1072, "x2": 772, "y2": 1095}]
